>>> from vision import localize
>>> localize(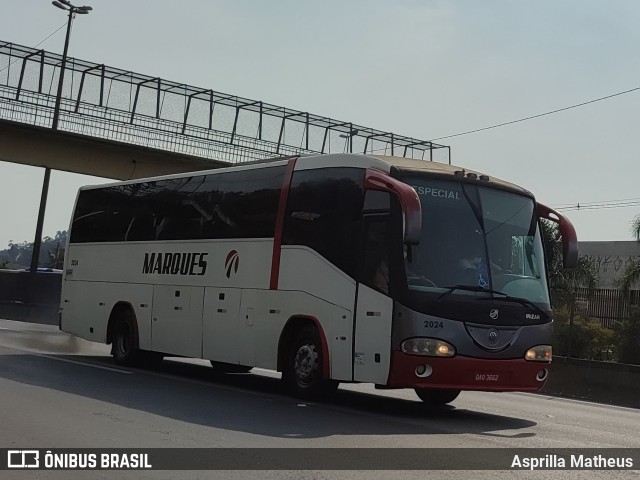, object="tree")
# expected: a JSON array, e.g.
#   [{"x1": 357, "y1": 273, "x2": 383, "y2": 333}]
[
  {"x1": 615, "y1": 214, "x2": 640, "y2": 364},
  {"x1": 0, "y1": 231, "x2": 68, "y2": 269},
  {"x1": 632, "y1": 214, "x2": 640, "y2": 242},
  {"x1": 615, "y1": 307, "x2": 640, "y2": 364},
  {"x1": 619, "y1": 214, "x2": 640, "y2": 292},
  {"x1": 541, "y1": 220, "x2": 600, "y2": 358},
  {"x1": 541, "y1": 220, "x2": 598, "y2": 308}
]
